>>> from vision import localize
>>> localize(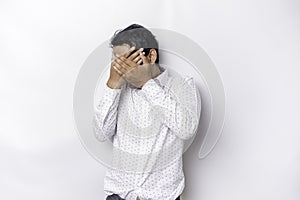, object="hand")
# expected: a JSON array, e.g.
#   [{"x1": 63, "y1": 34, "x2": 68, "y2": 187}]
[
  {"x1": 112, "y1": 48, "x2": 144, "y2": 76},
  {"x1": 107, "y1": 47, "x2": 141, "y2": 89},
  {"x1": 114, "y1": 50, "x2": 161, "y2": 88}
]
